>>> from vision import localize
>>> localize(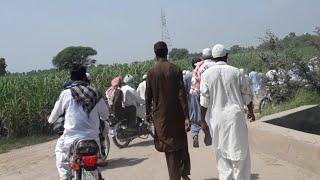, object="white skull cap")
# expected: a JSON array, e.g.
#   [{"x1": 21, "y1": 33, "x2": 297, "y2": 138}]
[
  {"x1": 123, "y1": 74, "x2": 134, "y2": 84},
  {"x1": 142, "y1": 74, "x2": 147, "y2": 80},
  {"x1": 202, "y1": 48, "x2": 212, "y2": 59},
  {"x1": 212, "y1": 44, "x2": 227, "y2": 58}
]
